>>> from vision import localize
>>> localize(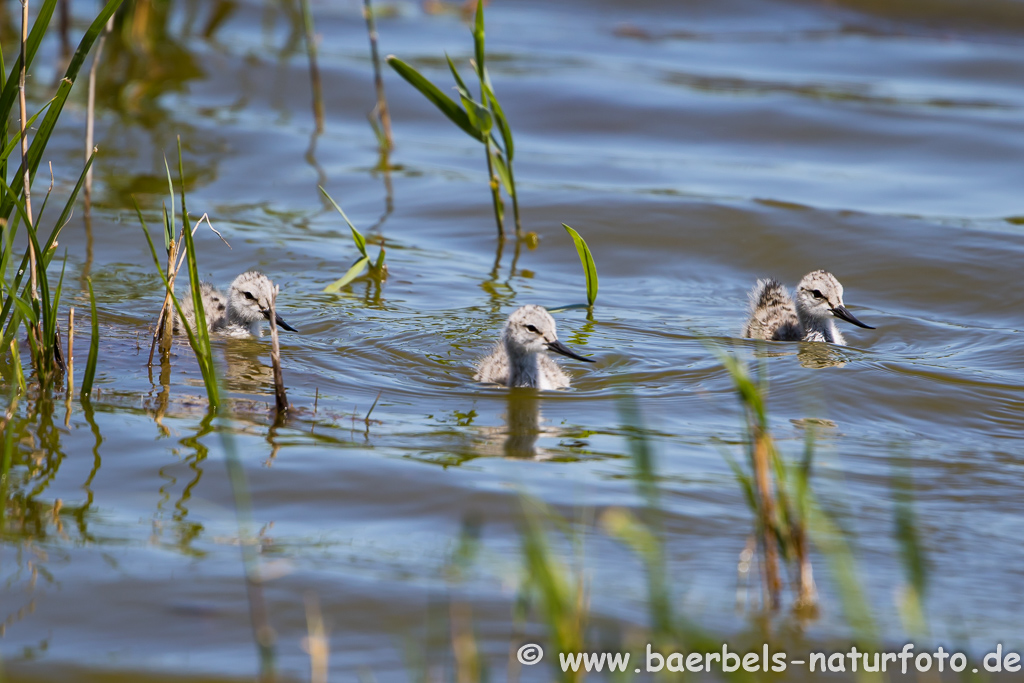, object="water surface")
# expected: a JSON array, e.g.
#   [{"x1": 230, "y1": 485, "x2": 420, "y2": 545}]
[{"x1": 3, "y1": 0, "x2": 1024, "y2": 679}]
